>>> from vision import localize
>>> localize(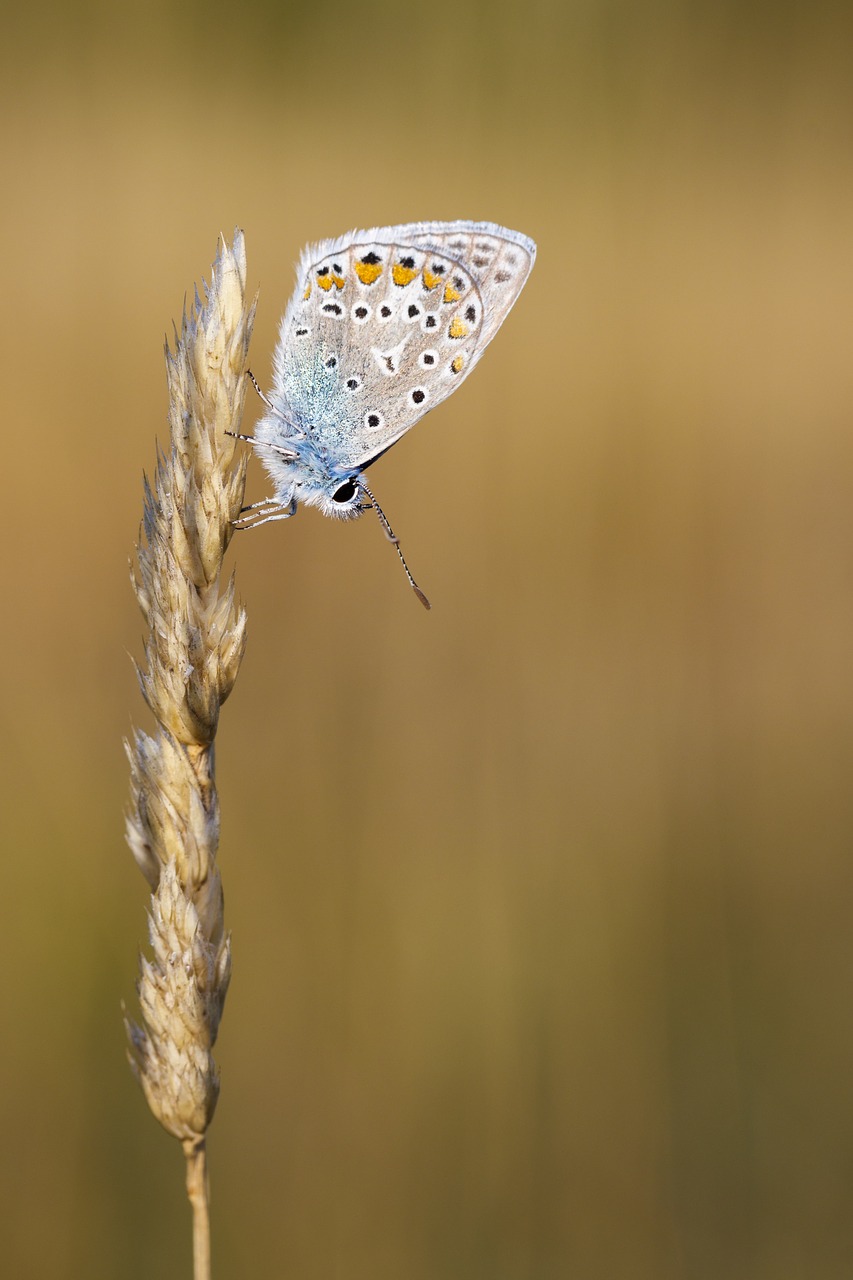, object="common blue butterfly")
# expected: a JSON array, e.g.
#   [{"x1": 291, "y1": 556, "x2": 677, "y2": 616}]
[{"x1": 233, "y1": 221, "x2": 536, "y2": 607}]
